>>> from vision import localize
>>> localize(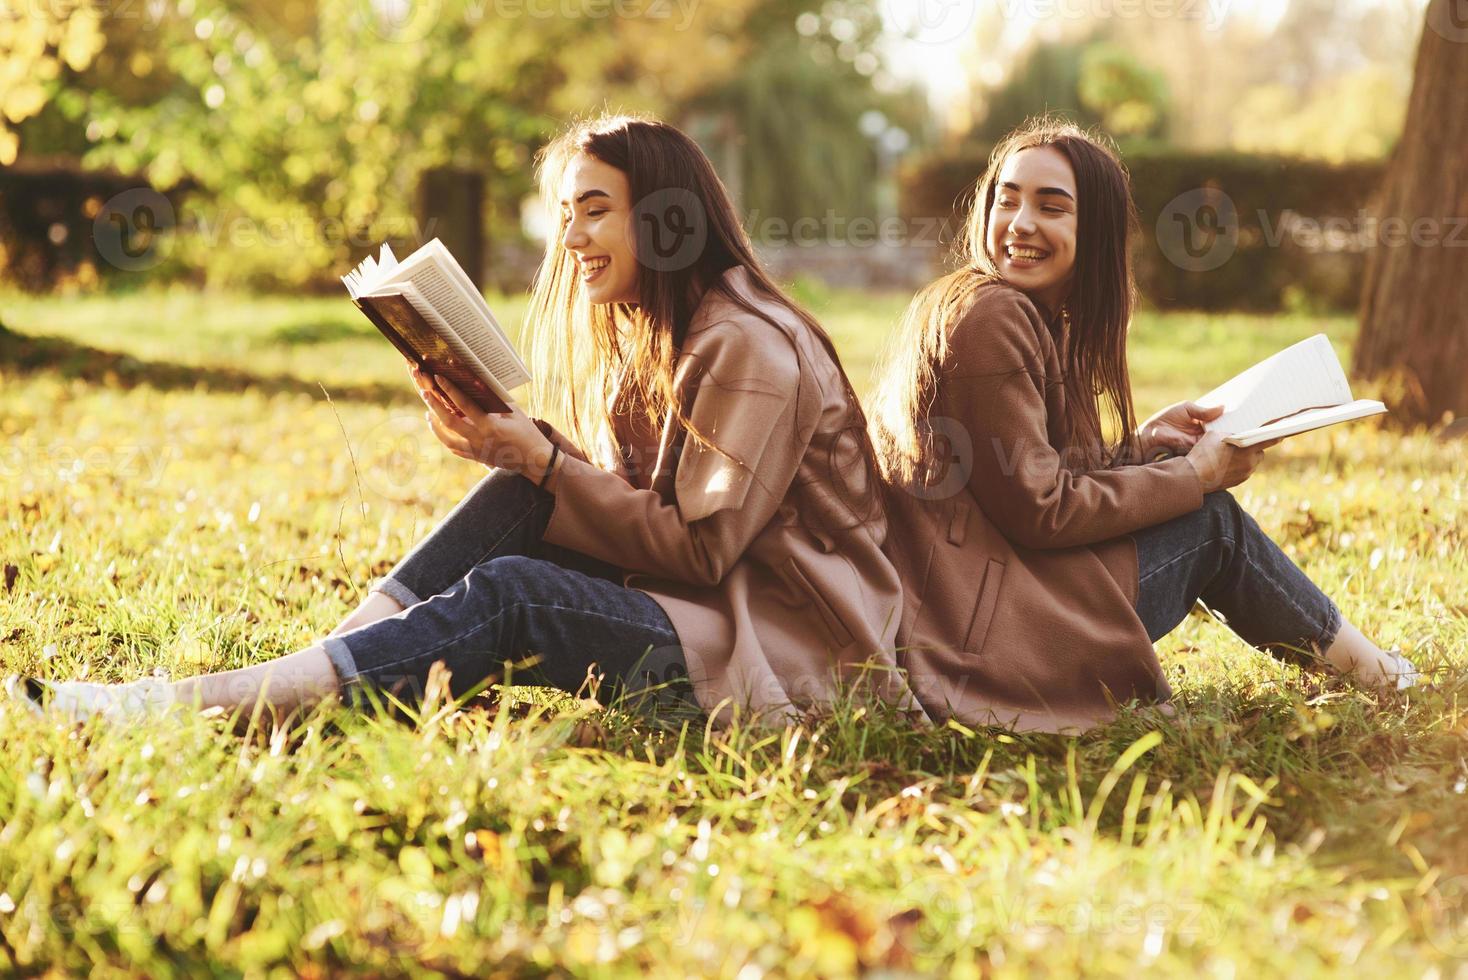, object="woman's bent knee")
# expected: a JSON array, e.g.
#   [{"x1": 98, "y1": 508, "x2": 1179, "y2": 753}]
[{"x1": 1200, "y1": 490, "x2": 1245, "y2": 535}]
